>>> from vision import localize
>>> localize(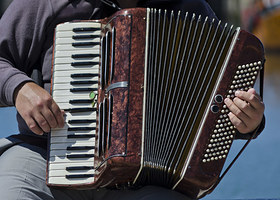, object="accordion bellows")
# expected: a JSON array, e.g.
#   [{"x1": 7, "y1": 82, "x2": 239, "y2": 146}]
[{"x1": 48, "y1": 8, "x2": 264, "y2": 199}]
